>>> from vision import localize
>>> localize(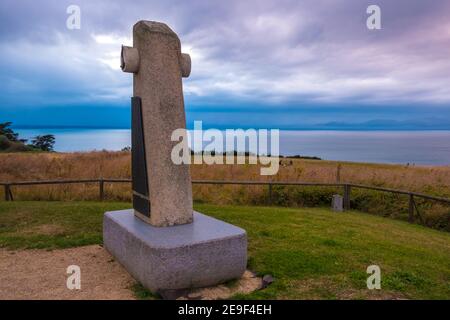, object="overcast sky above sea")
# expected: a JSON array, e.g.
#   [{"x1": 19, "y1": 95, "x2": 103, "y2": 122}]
[{"x1": 1, "y1": 0, "x2": 450, "y2": 129}]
